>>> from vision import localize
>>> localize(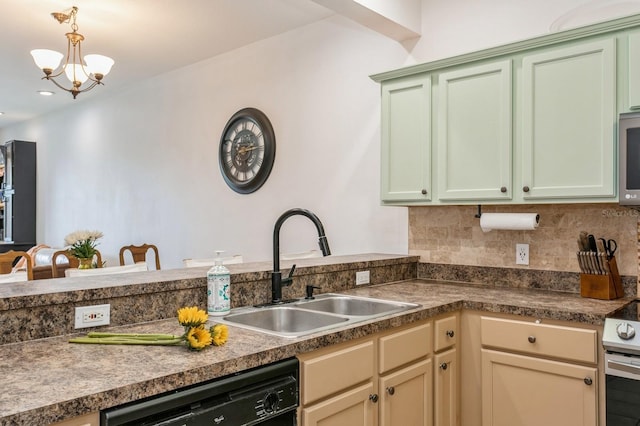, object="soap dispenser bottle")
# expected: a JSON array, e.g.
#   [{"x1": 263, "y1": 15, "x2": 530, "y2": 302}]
[{"x1": 207, "y1": 251, "x2": 230, "y2": 316}]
